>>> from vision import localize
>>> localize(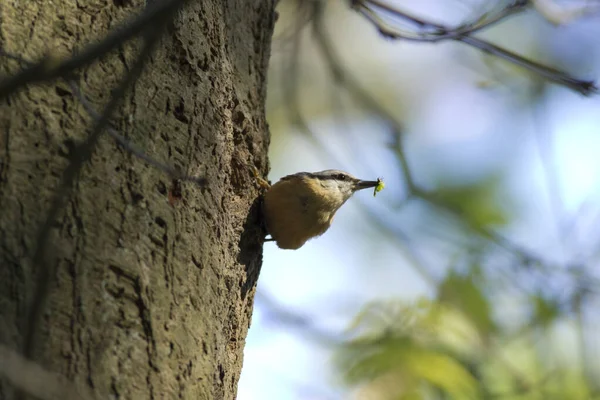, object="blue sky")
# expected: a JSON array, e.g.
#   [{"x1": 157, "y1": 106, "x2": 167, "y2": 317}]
[{"x1": 238, "y1": 1, "x2": 600, "y2": 398}]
